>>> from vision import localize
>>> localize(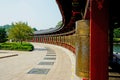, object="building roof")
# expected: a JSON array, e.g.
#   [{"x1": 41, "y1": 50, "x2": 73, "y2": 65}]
[{"x1": 34, "y1": 0, "x2": 89, "y2": 35}]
